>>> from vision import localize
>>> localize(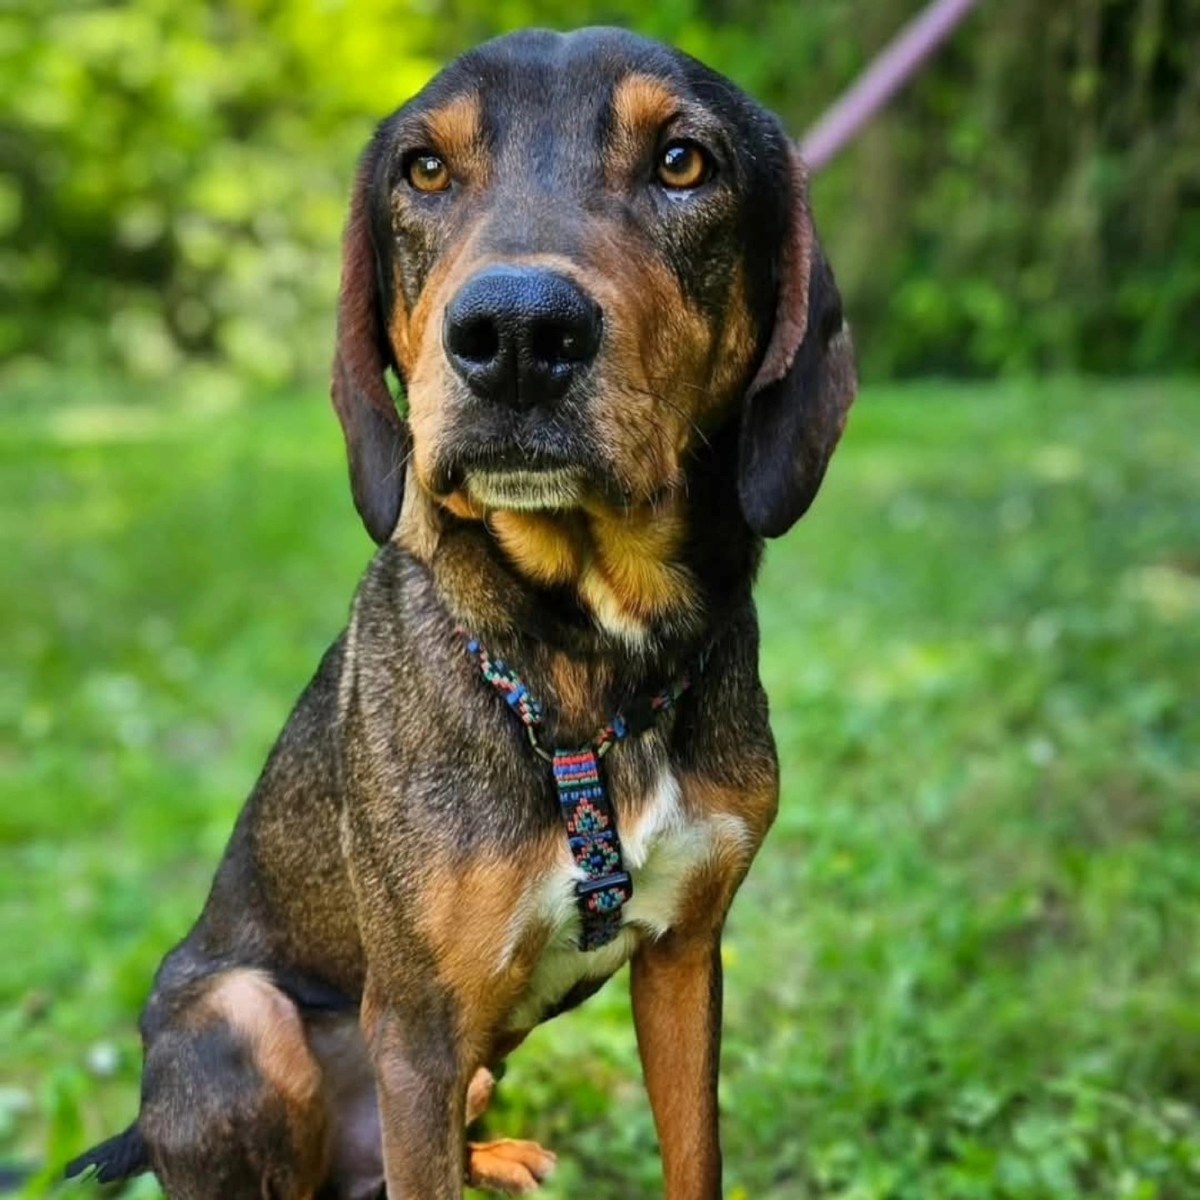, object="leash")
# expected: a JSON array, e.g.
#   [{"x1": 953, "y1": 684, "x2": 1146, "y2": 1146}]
[
  {"x1": 800, "y1": 0, "x2": 983, "y2": 171},
  {"x1": 462, "y1": 634, "x2": 702, "y2": 951}
]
